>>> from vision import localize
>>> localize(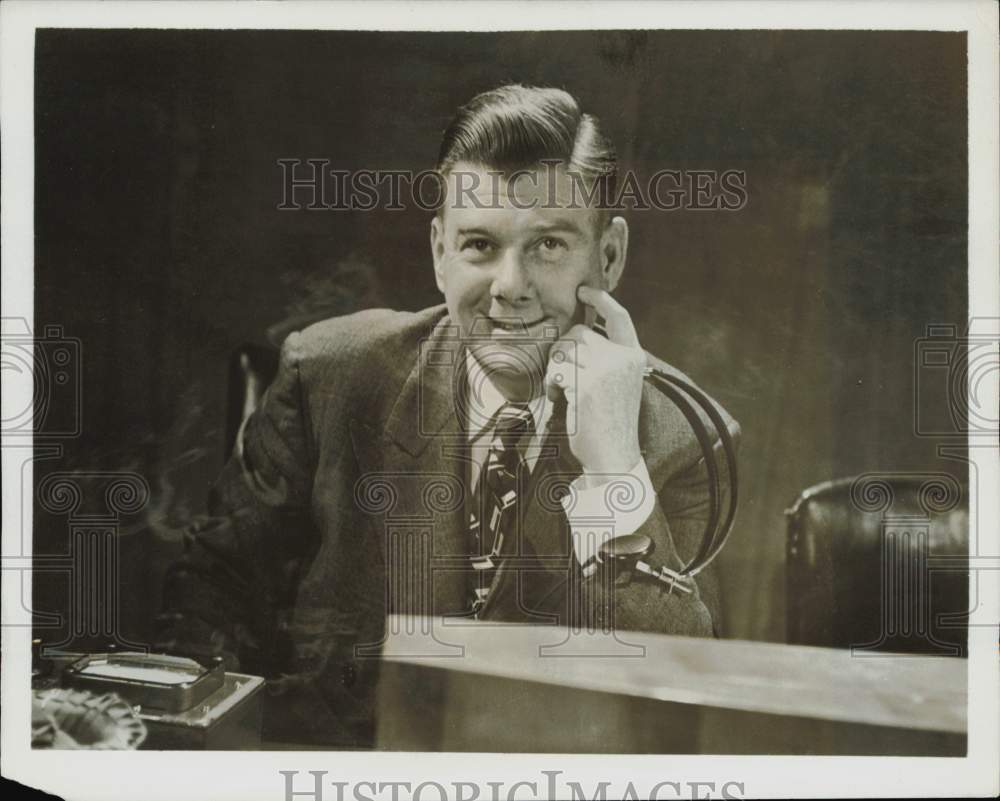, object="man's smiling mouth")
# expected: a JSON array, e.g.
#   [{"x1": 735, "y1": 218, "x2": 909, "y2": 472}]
[{"x1": 487, "y1": 316, "x2": 548, "y2": 331}]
